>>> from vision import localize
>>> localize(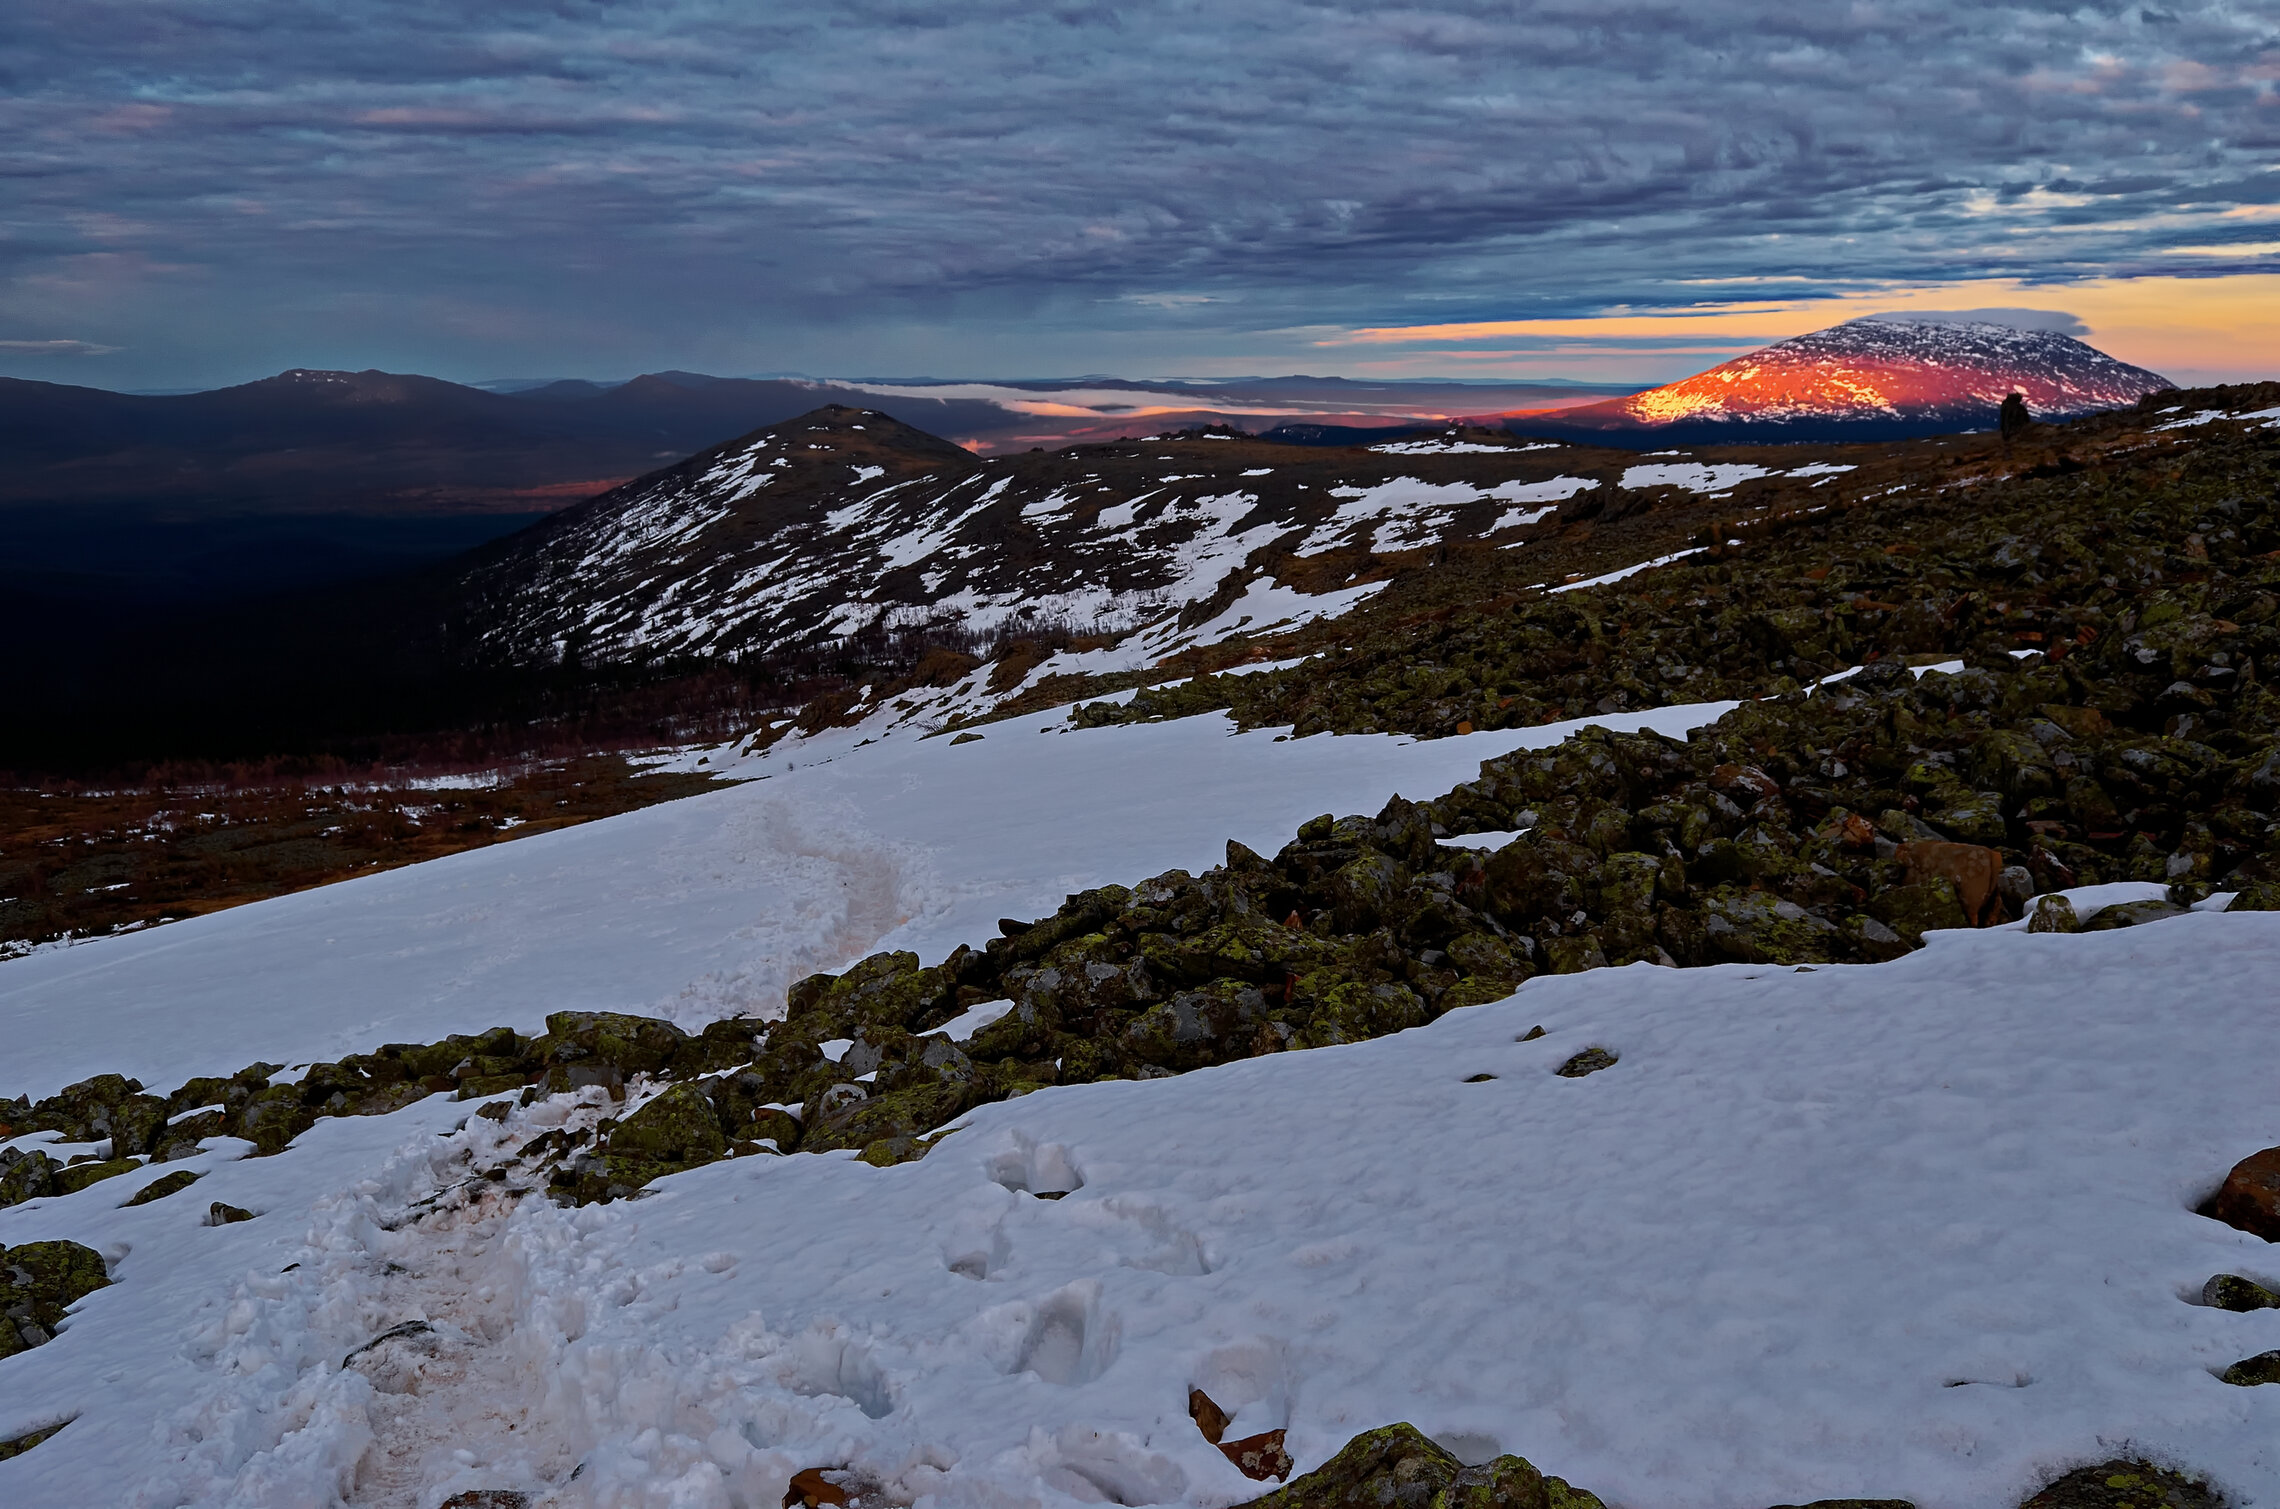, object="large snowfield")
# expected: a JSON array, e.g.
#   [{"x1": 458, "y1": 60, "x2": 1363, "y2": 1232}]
[{"x1": 6, "y1": 701, "x2": 2280, "y2": 1507}]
